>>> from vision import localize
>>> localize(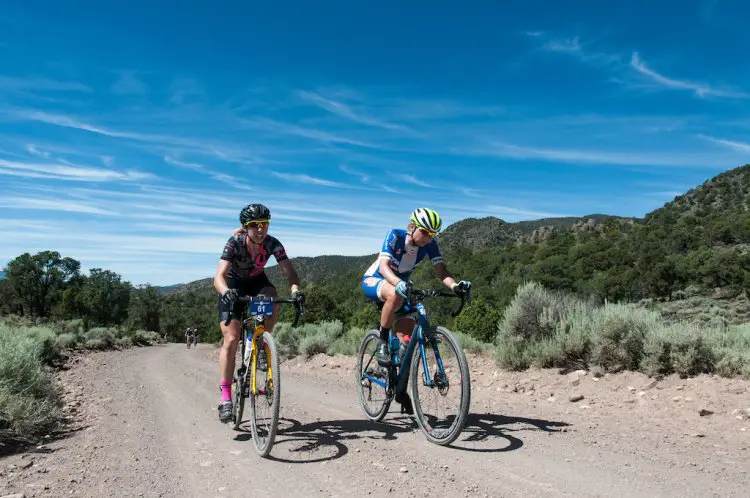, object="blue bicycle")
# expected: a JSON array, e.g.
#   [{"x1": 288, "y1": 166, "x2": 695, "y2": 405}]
[{"x1": 356, "y1": 285, "x2": 471, "y2": 445}]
